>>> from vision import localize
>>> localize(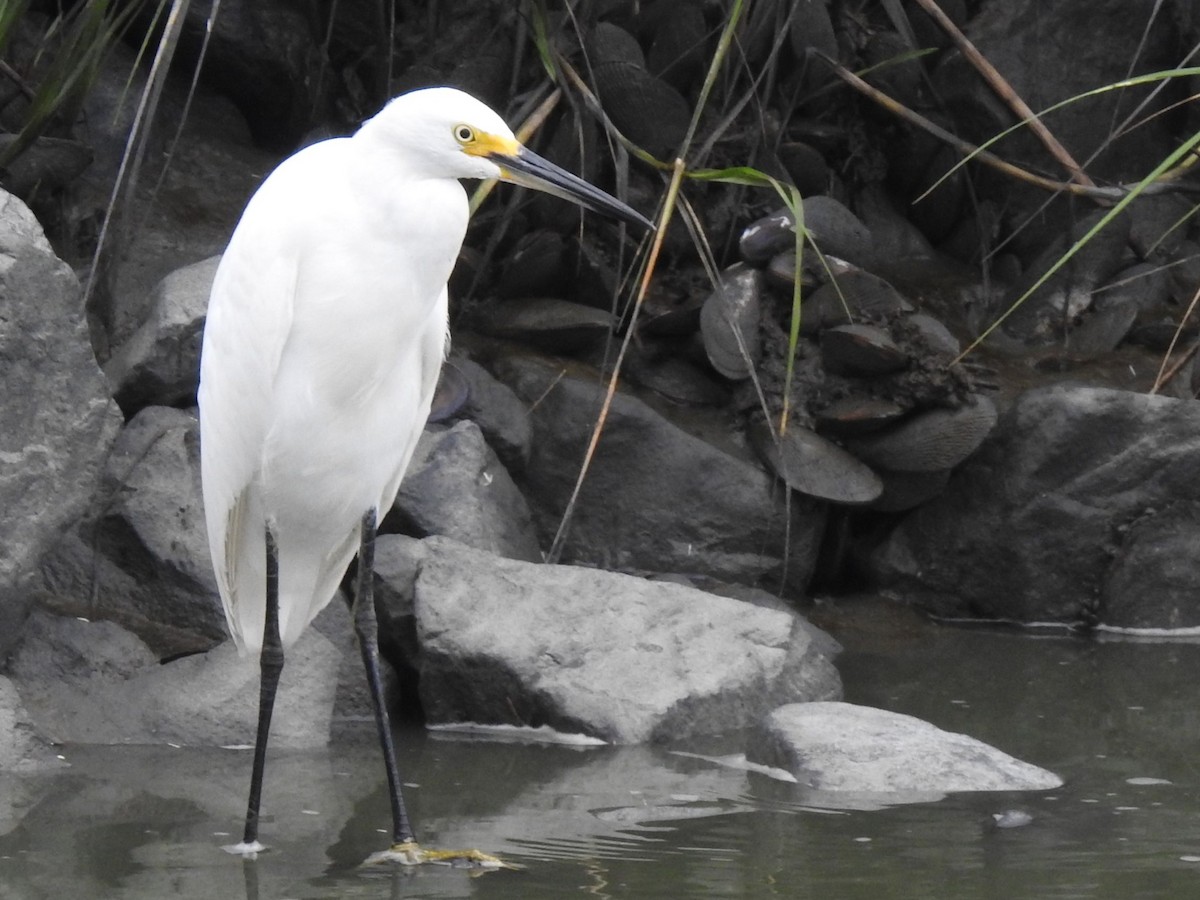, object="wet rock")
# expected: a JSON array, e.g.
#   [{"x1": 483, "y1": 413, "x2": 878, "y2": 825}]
[
  {"x1": 105, "y1": 256, "x2": 220, "y2": 413},
  {"x1": 0, "y1": 676, "x2": 63, "y2": 772},
  {"x1": 749, "y1": 418, "x2": 883, "y2": 506},
  {"x1": 449, "y1": 354, "x2": 533, "y2": 475},
  {"x1": 392, "y1": 420, "x2": 542, "y2": 562},
  {"x1": 869, "y1": 467, "x2": 952, "y2": 513},
  {"x1": 645, "y1": 0, "x2": 708, "y2": 94},
  {"x1": 165, "y1": 0, "x2": 324, "y2": 150},
  {"x1": 401, "y1": 536, "x2": 842, "y2": 743},
  {"x1": 496, "y1": 229, "x2": 566, "y2": 299},
  {"x1": 778, "y1": 140, "x2": 832, "y2": 197},
  {"x1": 845, "y1": 396, "x2": 998, "y2": 472},
  {"x1": 821, "y1": 324, "x2": 908, "y2": 376},
  {"x1": 1000, "y1": 210, "x2": 1133, "y2": 346},
  {"x1": 801, "y1": 270, "x2": 912, "y2": 335},
  {"x1": 963, "y1": 0, "x2": 1179, "y2": 184},
  {"x1": 0, "y1": 189, "x2": 122, "y2": 656},
  {"x1": 750, "y1": 702, "x2": 1062, "y2": 797},
  {"x1": 9, "y1": 608, "x2": 340, "y2": 748},
  {"x1": 592, "y1": 25, "x2": 691, "y2": 159},
  {"x1": 0, "y1": 135, "x2": 92, "y2": 198},
  {"x1": 700, "y1": 264, "x2": 763, "y2": 379},
  {"x1": 36, "y1": 407, "x2": 224, "y2": 657},
  {"x1": 1102, "y1": 501, "x2": 1200, "y2": 630},
  {"x1": 477, "y1": 297, "x2": 615, "y2": 352},
  {"x1": 744, "y1": 198, "x2": 875, "y2": 272},
  {"x1": 493, "y1": 354, "x2": 826, "y2": 589},
  {"x1": 871, "y1": 386, "x2": 1200, "y2": 626}
]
